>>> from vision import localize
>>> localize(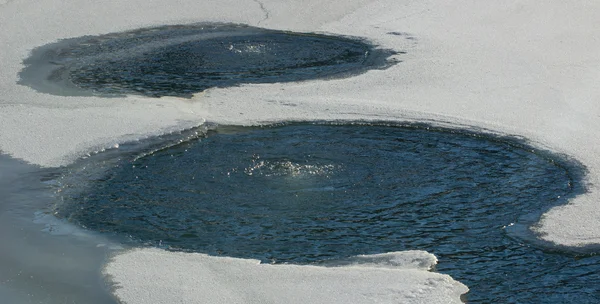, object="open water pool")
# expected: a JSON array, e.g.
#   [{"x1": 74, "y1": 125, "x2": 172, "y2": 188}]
[{"x1": 51, "y1": 123, "x2": 599, "y2": 303}]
